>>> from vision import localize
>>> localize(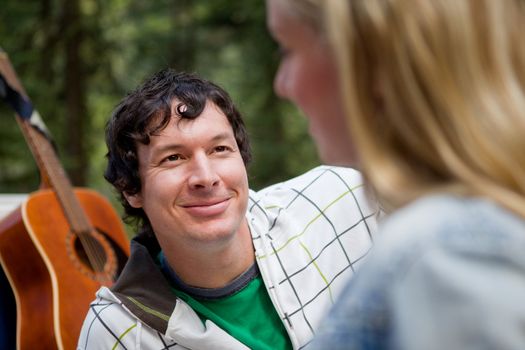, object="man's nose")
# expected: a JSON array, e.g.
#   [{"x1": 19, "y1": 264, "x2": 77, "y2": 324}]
[{"x1": 187, "y1": 153, "x2": 220, "y2": 190}]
